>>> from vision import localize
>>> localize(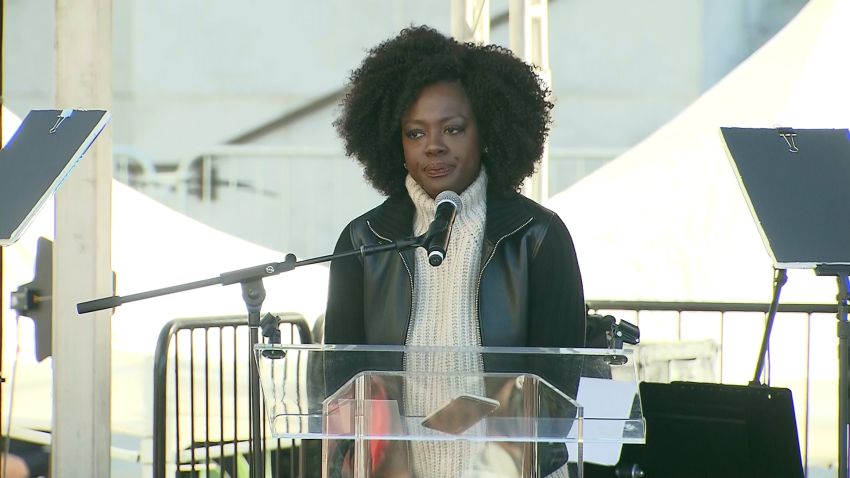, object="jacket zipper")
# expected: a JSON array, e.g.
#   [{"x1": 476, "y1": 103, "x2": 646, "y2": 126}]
[
  {"x1": 475, "y1": 218, "x2": 534, "y2": 348},
  {"x1": 366, "y1": 220, "x2": 416, "y2": 348},
  {"x1": 367, "y1": 216, "x2": 533, "y2": 375}
]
